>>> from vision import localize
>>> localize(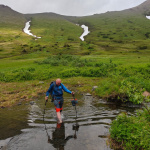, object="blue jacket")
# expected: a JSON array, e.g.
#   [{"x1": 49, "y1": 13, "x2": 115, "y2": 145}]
[{"x1": 46, "y1": 83, "x2": 72, "y2": 98}]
